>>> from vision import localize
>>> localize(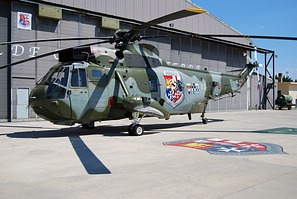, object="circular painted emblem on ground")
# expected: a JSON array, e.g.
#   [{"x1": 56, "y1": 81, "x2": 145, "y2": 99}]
[{"x1": 163, "y1": 138, "x2": 285, "y2": 155}]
